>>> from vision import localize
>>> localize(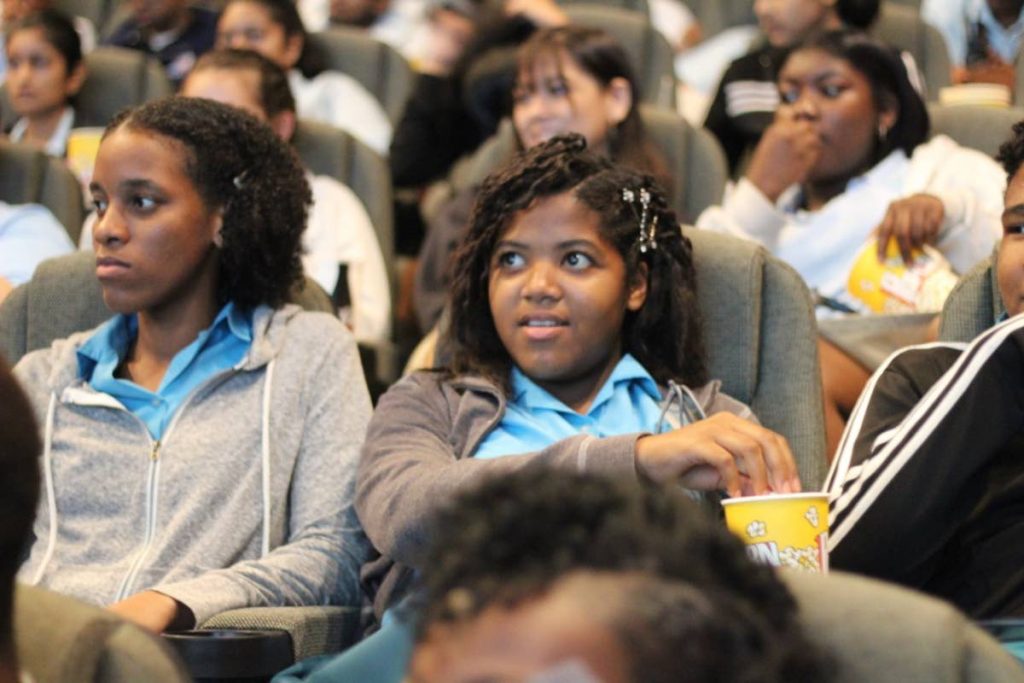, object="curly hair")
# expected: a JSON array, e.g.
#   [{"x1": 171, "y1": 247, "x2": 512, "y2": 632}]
[
  {"x1": 515, "y1": 25, "x2": 669, "y2": 182},
  {"x1": 415, "y1": 467, "x2": 833, "y2": 682},
  {"x1": 105, "y1": 96, "x2": 310, "y2": 309},
  {"x1": 190, "y1": 47, "x2": 296, "y2": 119},
  {"x1": 447, "y1": 133, "x2": 706, "y2": 392},
  {"x1": 997, "y1": 120, "x2": 1024, "y2": 181}
]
